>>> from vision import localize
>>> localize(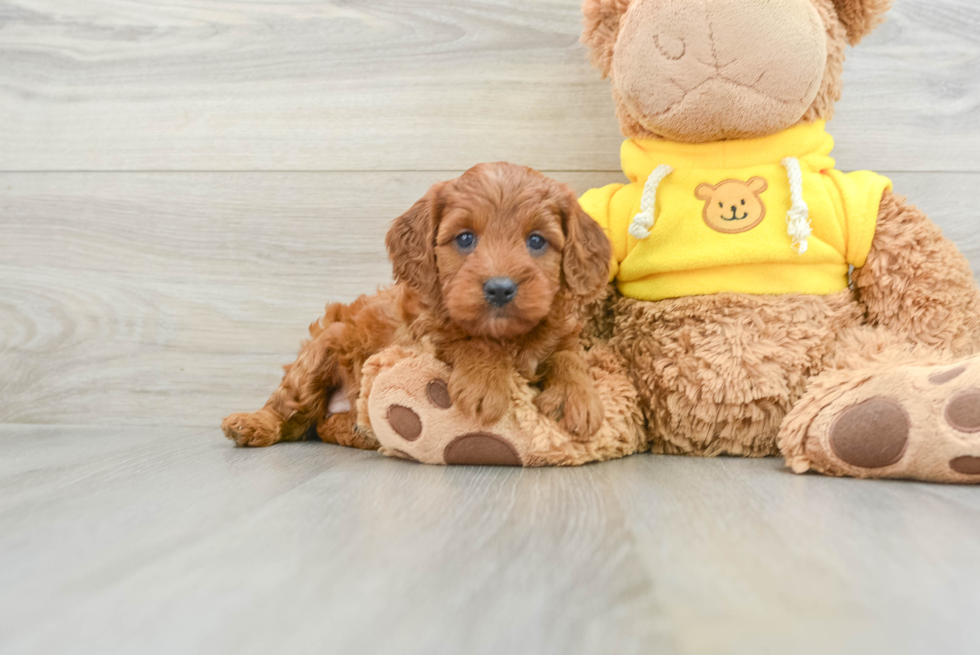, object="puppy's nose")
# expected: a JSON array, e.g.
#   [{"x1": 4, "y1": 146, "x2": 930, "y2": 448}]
[{"x1": 484, "y1": 277, "x2": 518, "y2": 307}]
